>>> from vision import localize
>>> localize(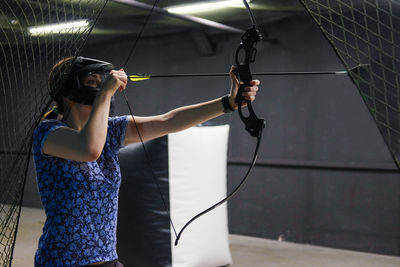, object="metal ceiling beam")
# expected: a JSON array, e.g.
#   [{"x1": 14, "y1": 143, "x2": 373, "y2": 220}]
[{"x1": 111, "y1": 0, "x2": 244, "y2": 34}]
